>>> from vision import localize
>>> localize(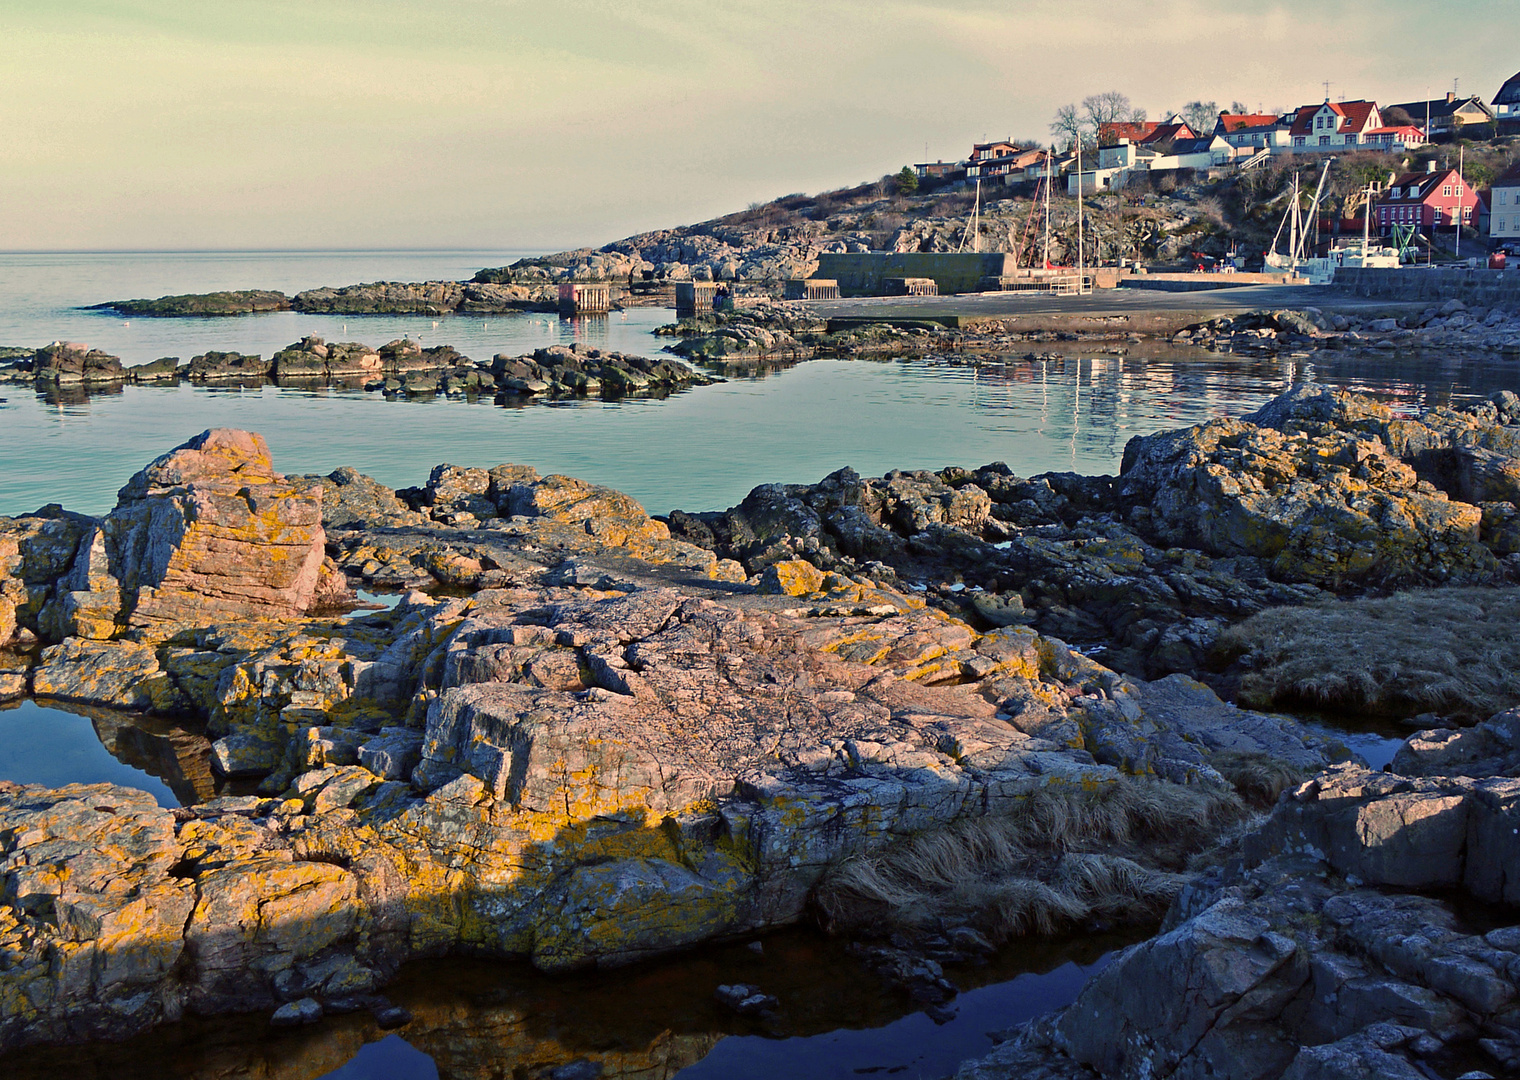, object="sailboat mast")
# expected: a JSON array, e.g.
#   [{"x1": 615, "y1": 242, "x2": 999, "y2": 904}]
[
  {"x1": 1289, "y1": 173, "x2": 1300, "y2": 263},
  {"x1": 1044, "y1": 148, "x2": 1051, "y2": 268},
  {"x1": 1076, "y1": 140, "x2": 1085, "y2": 281}
]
